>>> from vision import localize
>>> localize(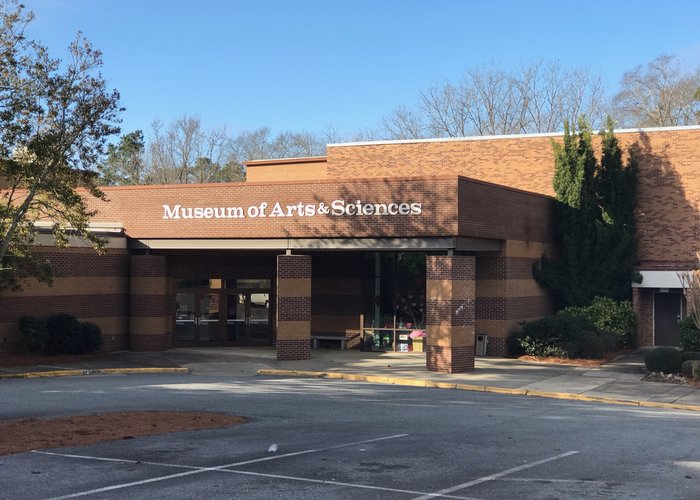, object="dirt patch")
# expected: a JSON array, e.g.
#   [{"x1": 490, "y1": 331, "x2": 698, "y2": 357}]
[
  {"x1": 517, "y1": 355, "x2": 607, "y2": 367},
  {"x1": 0, "y1": 411, "x2": 248, "y2": 456}
]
